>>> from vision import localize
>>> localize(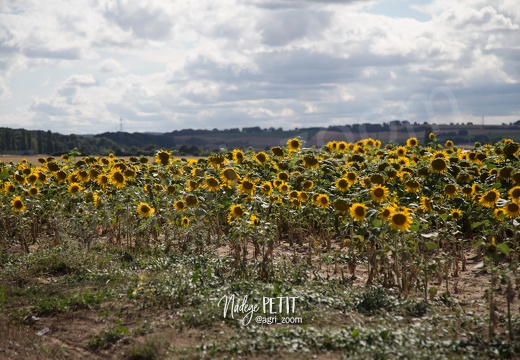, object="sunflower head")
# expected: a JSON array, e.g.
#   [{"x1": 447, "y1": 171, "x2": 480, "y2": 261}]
[
  {"x1": 479, "y1": 189, "x2": 500, "y2": 208},
  {"x1": 335, "y1": 178, "x2": 350, "y2": 192},
  {"x1": 253, "y1": 152, "x2": 269, "y2": 165},
  {"x1": 230, "y1": 204, "x2": 245, "y2": 218},
  {"x1": 109, "y1": 168, "x2": 126, "y2": 188},
  {"x1": 174, "y1": 200, "x2": 187, "y2": 212},
  {"x1": 11, "y1": 196, "x2": 26, "y2": 212},
  {"x1": 287, "y1": 138, "x2": 302, "y2": 153},
  {"x1": 370, "y1": 185, "x2": 388, "y2": 203},
  {"x1": 350, "y1": 203, "x2": 367, "y2": 221},
  {"x1": 220, "y1": 168, "x2": 240, "y2": 185},
  {"x1": 388, "y1": 210, "x2": 413, "y2": 231},
  {"x1": 315, "y1": 194, "x2": 329, "y2": 209},
  {"x1": 137, "y1": 202, "x2": 155, "y2": 217},
  {"x1": 205, "y1": 177, "x2": 220, "y2": 192},
  {"x1": 503, "y1": 202, "x2": 520, "y2": 218},
  {"x1": 271, "y1": 146, "x2": 285, "y2": 157},
  {"x1": 406, "y1": 137, "x2": 419, "y2": 147},
  {"x1": 444, "y1": 184, "x2": 458, "y2": 198},
  {"x1": 232, "y1": 149, "x2": 245, "y2": 163},
  {"x1": 430, "y1": 158, "x2": 448, "y2": 173},
  {"x1": 181, "y1": 216, "x2": 190, "y2": 227}
]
